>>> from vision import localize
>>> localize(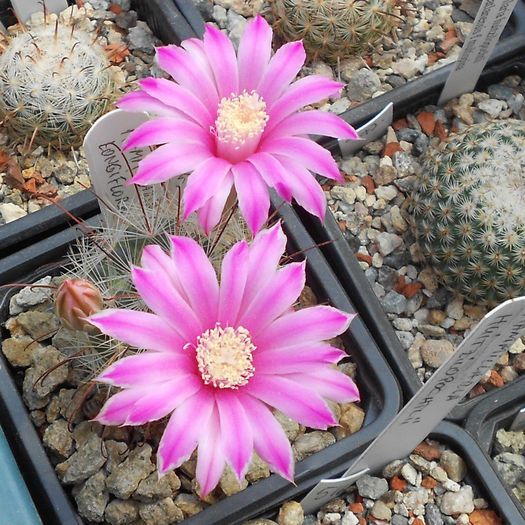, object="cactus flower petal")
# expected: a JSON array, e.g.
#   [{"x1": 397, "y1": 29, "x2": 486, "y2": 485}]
[
  {"x1": 118, "y1": 15, "x2": 358, "y2": 234},
  {"x1": 90, "y1": 223, "x2": 358, "y2": 497}
]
